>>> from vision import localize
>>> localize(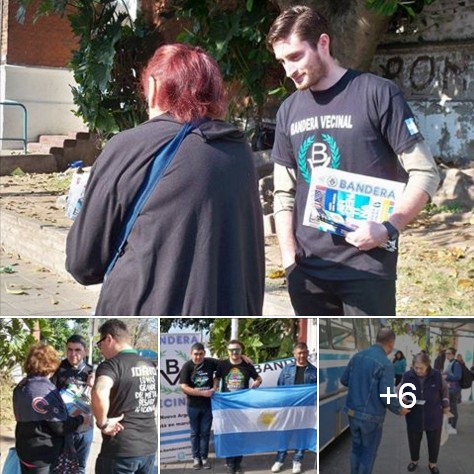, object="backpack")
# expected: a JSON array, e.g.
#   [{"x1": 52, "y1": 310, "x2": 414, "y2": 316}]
[{"x1": 458, "y1": 361, "x2": 474, "y2": 389}]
